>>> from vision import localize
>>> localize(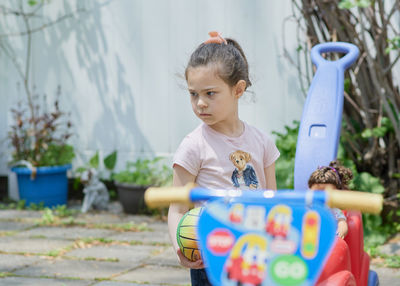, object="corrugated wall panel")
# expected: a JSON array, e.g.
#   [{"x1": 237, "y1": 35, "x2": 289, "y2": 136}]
[{"x1": 0, "y1": 0, "x2": 303, "y2": 173}]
